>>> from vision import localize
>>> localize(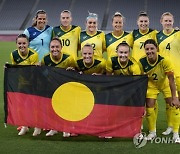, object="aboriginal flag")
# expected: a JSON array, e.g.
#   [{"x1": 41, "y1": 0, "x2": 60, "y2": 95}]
[{"x1": 4, "y1": 64, "x2": 147, "y2": 137}]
